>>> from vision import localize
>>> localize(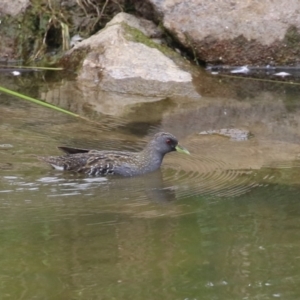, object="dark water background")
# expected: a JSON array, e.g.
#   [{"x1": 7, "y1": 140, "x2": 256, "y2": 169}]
[{"x1": 1, "y1": 71, "x2": 300, "y2": 299}]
